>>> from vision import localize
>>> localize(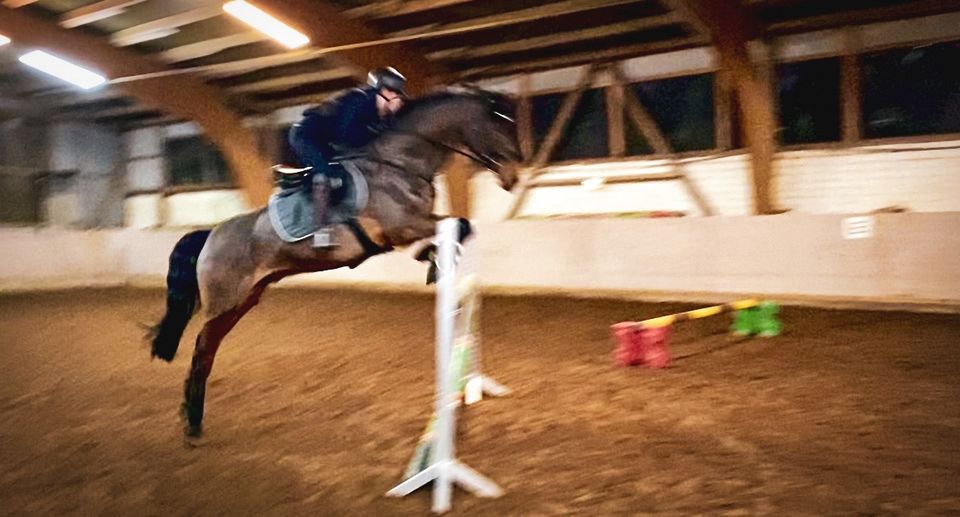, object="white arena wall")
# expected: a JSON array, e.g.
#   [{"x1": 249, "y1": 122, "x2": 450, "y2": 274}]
[{"x1": 2, "y1": 213, "x2": 958, "y2": 311}]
